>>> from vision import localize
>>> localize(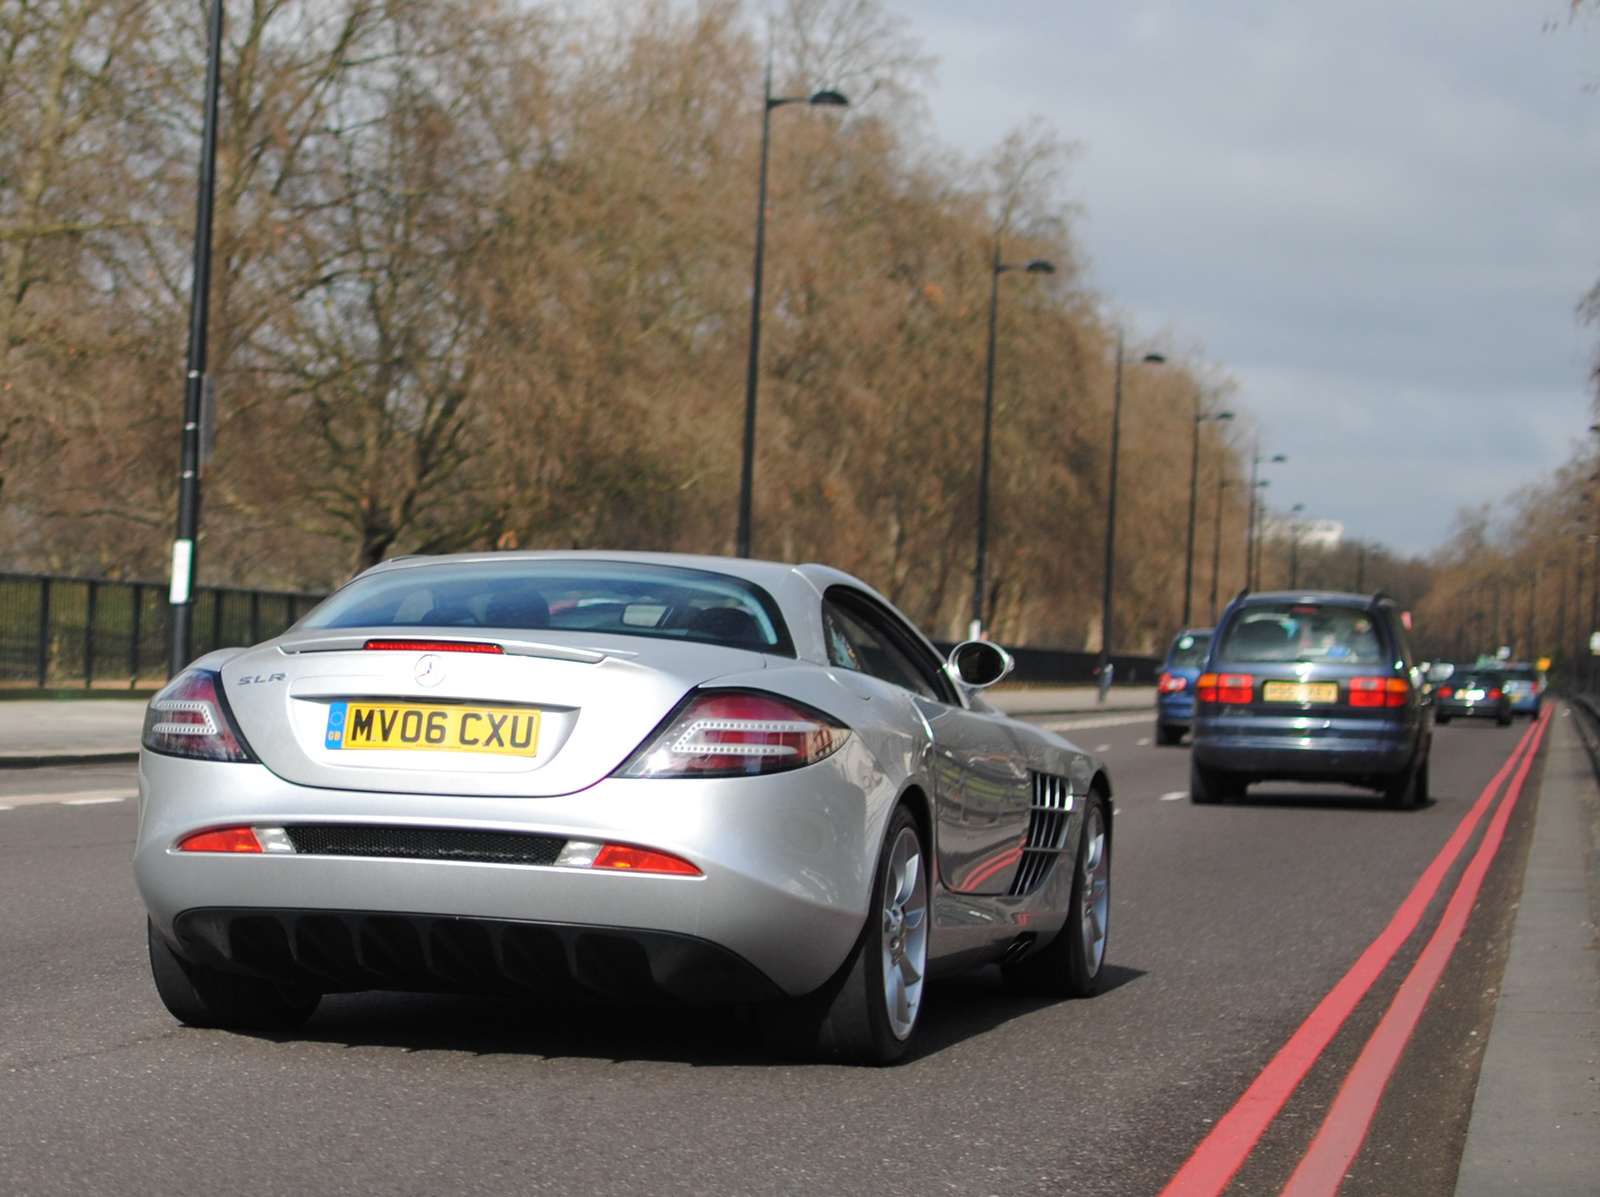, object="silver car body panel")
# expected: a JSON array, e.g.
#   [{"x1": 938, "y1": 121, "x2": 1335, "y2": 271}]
[{"x1": 136, "y1": 551, "x2": 1109, "y2": 999}]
